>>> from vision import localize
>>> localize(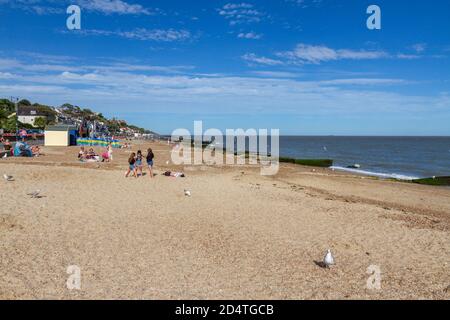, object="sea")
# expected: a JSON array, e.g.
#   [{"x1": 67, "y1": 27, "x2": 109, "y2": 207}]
[
  {"x1": 278, "y1": 136, "x2": 450, "y2": 180},
  {"x1": 210, "y1": 136, "x2": 450, "y2": 180}
]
